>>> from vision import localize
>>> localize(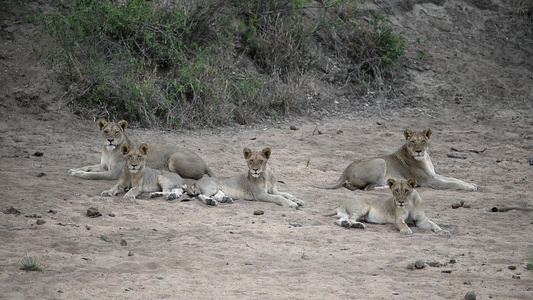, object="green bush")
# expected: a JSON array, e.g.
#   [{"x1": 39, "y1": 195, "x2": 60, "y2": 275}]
[{"x1": 38, "y1": 0, "x2": 405, "y2": 128}]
